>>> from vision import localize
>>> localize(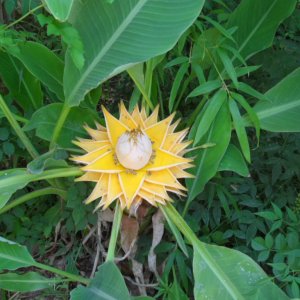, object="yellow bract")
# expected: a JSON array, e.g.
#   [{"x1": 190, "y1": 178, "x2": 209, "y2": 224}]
[{"x1": 72, "y1": 102, "x2": 193, "y2": 210}]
